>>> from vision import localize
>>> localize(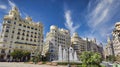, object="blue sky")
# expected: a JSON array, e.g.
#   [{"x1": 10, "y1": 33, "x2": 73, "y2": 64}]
[{"x1": 0, "y1": 0, "x2": 120, "y2": 45}]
